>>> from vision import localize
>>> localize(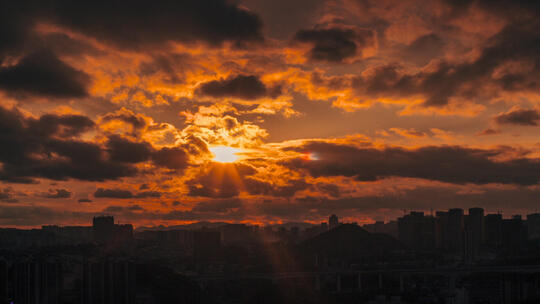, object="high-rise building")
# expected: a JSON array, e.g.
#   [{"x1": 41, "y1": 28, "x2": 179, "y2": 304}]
[
  {"x1": 465, "y1": 207, "x2": 485, "y2": 260},
  {"x1": 93, "y1": 216, "x2": 133, "y2": 244},
  {"x1": 501, "y1": 216, "x2": 526, "y2": 254},
  {"x1": 0, "y1": 259, "x2": 7, "y2": 304},
  {"x1": 467, "y1": 208, "x2": 485, "y2": 244},
  {"x1": 93, "y1": 216, "x2": 115, "y2": 243},
  {"x1": 485, "y1": 214, "x2": 503, "y2": 248},
  {"x1": 321, "y1": 222, "x2": 328, "y2": 231},
  {"x1": 329, "y1": 214, "x2": 339, "y2": 230},
  {"x1": 447, "y1": 208, "x2": 464, "y2": 253},
  {"x1": 527, "y1": 213, "x2": 540, "y2": 240},
  {"x1": 436, "y1": 211, "x2": 449, "y2": 250},
  {"x1": 398, "y1": 211, "x2": 436, "y2": 251}
]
